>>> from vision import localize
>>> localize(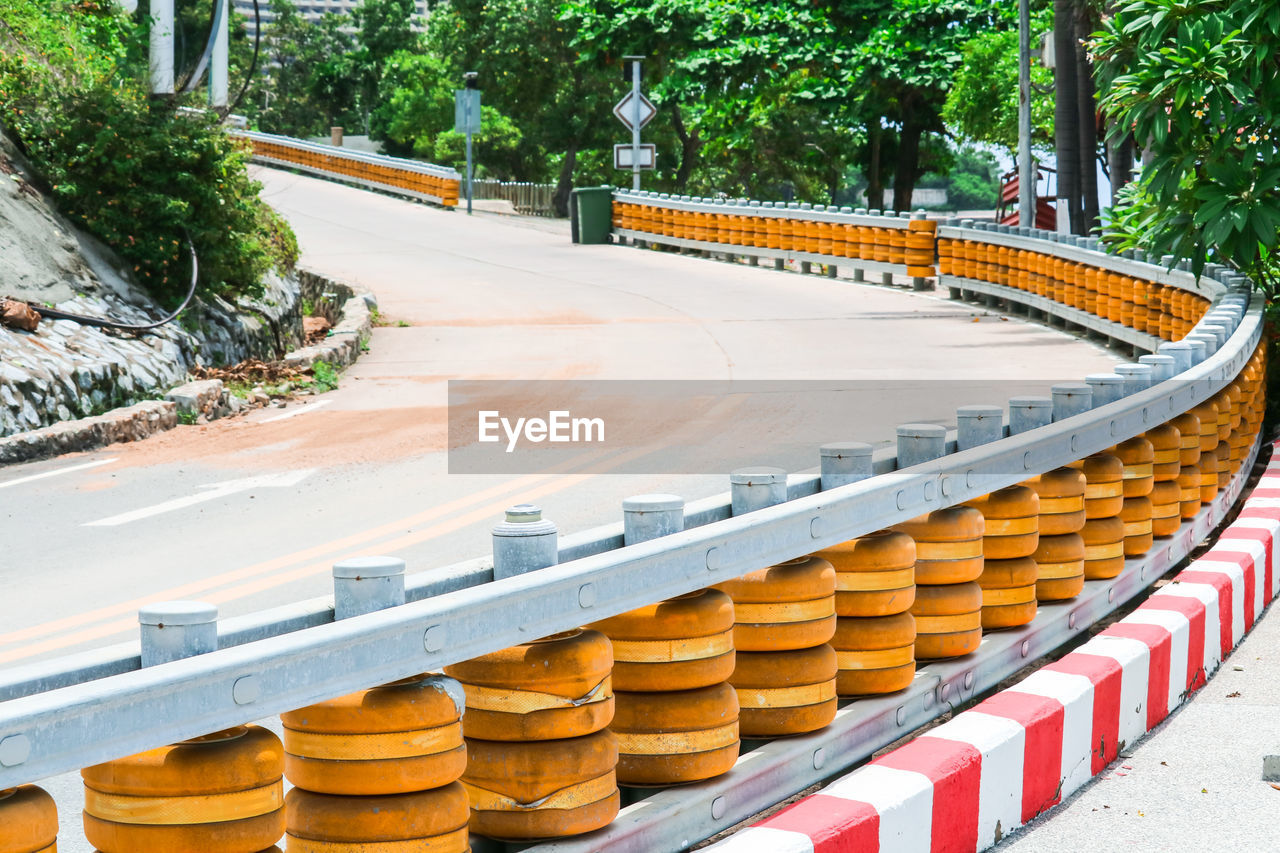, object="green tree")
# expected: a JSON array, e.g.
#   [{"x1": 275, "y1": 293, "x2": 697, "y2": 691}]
[
  {"x1": 1093, "y1": 0, "x2": 1280, "y2": 293},
  {"x1": 248, "y1": 0, "x2": 358, "y2": 136},
  {"x1": 942, "y1": 10, "x2": 1055, "y2": 155}
]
